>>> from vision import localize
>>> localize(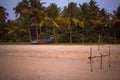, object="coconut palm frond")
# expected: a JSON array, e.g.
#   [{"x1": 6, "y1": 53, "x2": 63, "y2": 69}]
[
  {"x1": 72, "y1": 18, "x2": 78, "y2": 27},
  {"x1": 37, "y1": 10, "x2": 47, "y2": 19},
  {"x1": 89, "y1": 19, "x2": 101, "y2": 25},
  {"x1": 78, "y1": 21, "x2": 84, "y2": 27},
  {"x1": 39, "y1": 21, "x2": 46, "y2": 28},
  {"x1": 56, "y1": 17, "x2": 70, "y2": 27},
  {"x1": 72, "y1": 18, "x2": 84, "y2": 27},
  {"x1": 52, "y1": 20, "x2": 60, "y2": 28},
  {"x1": 21, "y1": 9, "x2": 30, "y2": 15},
  {"x1": 20, "y1": 29, "x2": 26, "y2": 32},
  {"x1": 8, "y1": 30, "x2": 14, "y2": 34}
]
